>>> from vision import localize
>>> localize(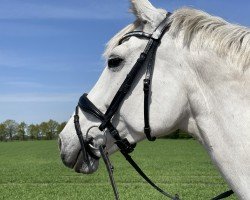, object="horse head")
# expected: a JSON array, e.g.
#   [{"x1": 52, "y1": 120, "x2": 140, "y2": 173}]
[
  {"x1": 59, "y1": 0, "x2": 250, "y2": 199},
  {"x1": 59, "y1": 0, "x2": 188, "y2": 174}
]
